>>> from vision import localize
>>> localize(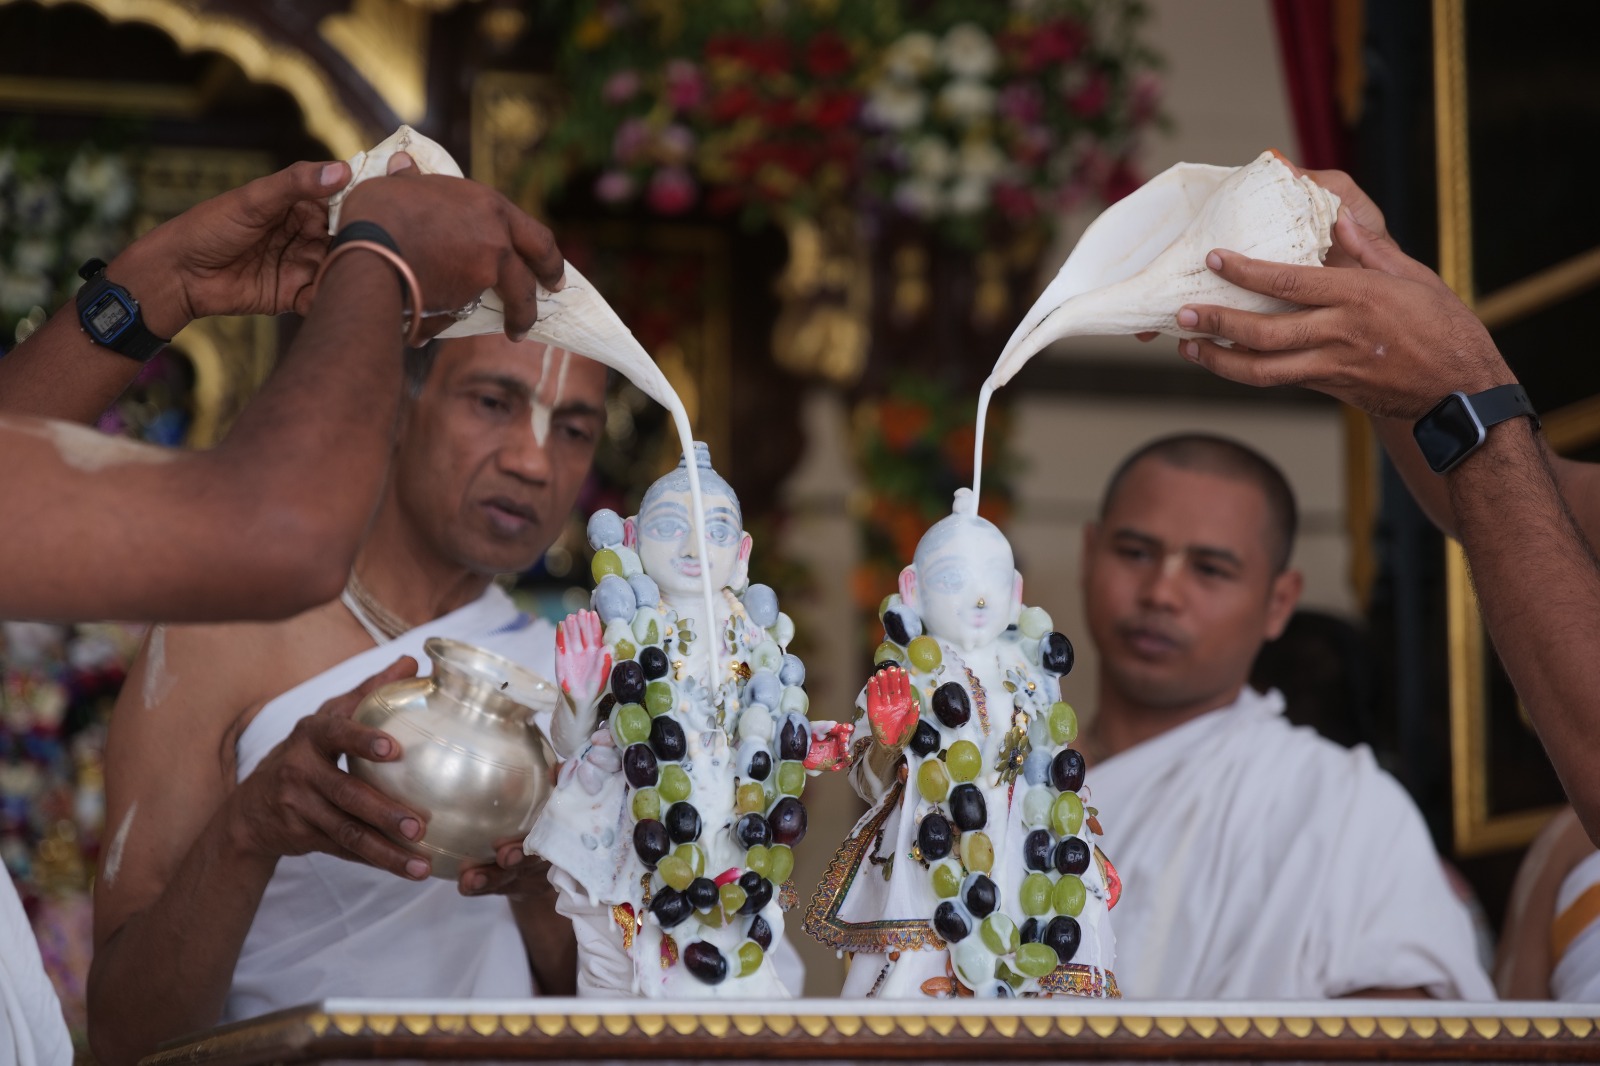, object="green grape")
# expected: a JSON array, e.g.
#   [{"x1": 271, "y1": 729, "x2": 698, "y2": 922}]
[
  {"x1": 1022, "y1": 786, "x2": 1054, "y2": 828},
  {"x1": 995, "y1": 961, "x2": 1026, "y2": 989},
  {"x1": 1019, "y1": 872, "x2": 1053, "y2": 916},
  {"x1": 646, "y1": 681, "x2": 675, "y2": 717},
  {"x1": 931, "y1": 859, "x2": 963, "y2": 899},
  {"x1": 907, "y1": 635, "x2": 942, "y2": 673},
  {"x1": 980, "y1": 913, "x2": 1019, "y2": 955},
  {"x1": 916, "y1": 759, "x2": 951, "y2": 802},
  {"x1": 779, "y1": 686, "x2": 809, "y2": 716},
  {"x1": 1052, "y1": 874, "x2": 1086, "y2": 917},
  {"x1": 1048, "y1": 701, "x2": 1079, "y2": 746},
  {"x1": 719, "y1": 883, "x2": 747, "y2": 914},
  {"x1": 959, "y1": 830, "x2": 994, "y2": 873},
  {"x1": 738, "y1": 940, "x2": 765, "y2": 977},
  {"x1": 768, "y1": 844, "x2": 794, "y2": 883},
  {"x1": 613, "y1": 638, "x2": 636, "y2": 662},
  {"x1": 873, "y1": 641, "x2": 905, "y2": 665},
  {"x1": 751, "y1": 640, "x2": 782, "y2": 672},
  {"x1": 945, "y1": 740, "x2": 981, "y2": 783},
  {"x1": 612, "y1": 703, "x2": 651, "y2": 745},
  {"x1": 771, "y1": 611, "x2": 795, "y2": 647},
  {"x1": 1017, "y1": 606, "x2": 1053, "y2": 640},
  {"x1": 745, "y1": 844, "x2": 772, "y2": 878},
  {"x1": 591, "y1": 549, "x2": 624, "y2": 581},
  {"x1": 1014, "y1": 942, "x2": 1059, "y2": 978},
  {"x1": 777, "y1": 761, "x2": 806, "y2": 797},
  {"x1": 630, "y1": 787, "x2": 661, "y2": 822},
  {"x1": 632, "y1": 615, "x2": 660, "y2": 645},
  {"x1": 698, "y1": 904, "x2": 726, "y2": 928},
  {"x1": 1050, "y1": 792, "x2": 1084, "y2": 837},
  {"x1": 673, "y1": 843, "x2": 705, "y2": 878},
  {"x1": 736, "y1": 782, "x2": 766, "y2": 813},
  {"x1": 878, "y1": 593, "x2": 896, "y2": 617},
  {"x1": 657, "y1": 855, "x2": 693, "y2": 891},
  {"x1": 659, "y1": 764, "x2": 691, "y2": 803}
]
